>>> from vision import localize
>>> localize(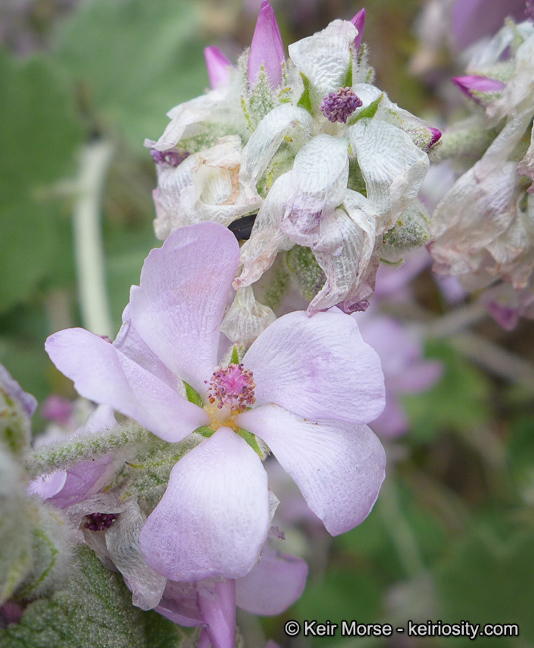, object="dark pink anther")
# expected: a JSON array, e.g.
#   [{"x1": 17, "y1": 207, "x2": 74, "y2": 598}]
[{"x1": 84, "y1": 512, "x2": 118, "y2": 531}]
